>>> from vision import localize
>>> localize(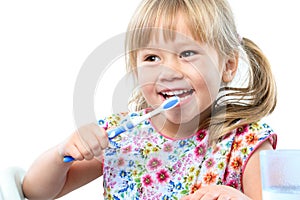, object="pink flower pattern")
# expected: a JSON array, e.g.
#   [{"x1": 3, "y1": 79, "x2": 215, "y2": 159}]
[
  {"x1": 156, "y1": 169, "x2": 170, "y2": 183},
  {"x1": 142, "y1": 174, "x2": 154, "y2": 187},
  {"x1": 147, "y1": 157, "x2": 162, "y2": 171}
]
